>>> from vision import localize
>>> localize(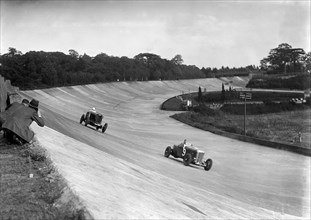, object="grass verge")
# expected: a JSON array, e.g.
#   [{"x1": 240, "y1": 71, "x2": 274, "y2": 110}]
[
  {"x1": 0, "y1": 136, "x2": 91, "y2": 220},
  {"x1": 171, "y1": 109, "x2": 311, "y2": 150}
]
